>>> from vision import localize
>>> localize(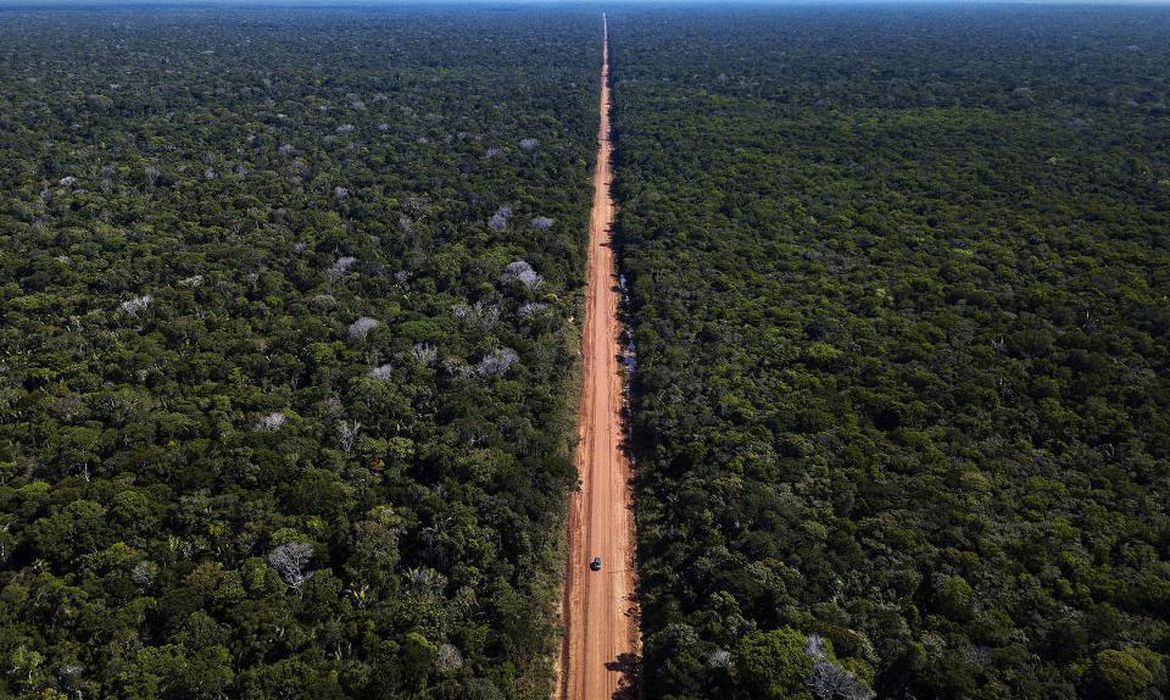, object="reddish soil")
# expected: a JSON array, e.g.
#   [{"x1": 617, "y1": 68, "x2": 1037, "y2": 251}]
[{"x1": 558, "y1": 13, "x2": 639, "y2": 700}]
